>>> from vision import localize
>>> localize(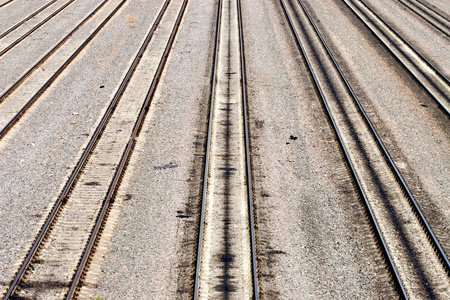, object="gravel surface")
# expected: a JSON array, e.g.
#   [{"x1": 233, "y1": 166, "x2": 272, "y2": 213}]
[
  {"x1": 0, "y1": 0, "x2": 123, "y2": 129},
  {"x1": 10, "y1": 1, "x2": 187, "y2": 298},
  {"x1": 0, "y1": 0, "x2": 448, "y2": 298}
]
